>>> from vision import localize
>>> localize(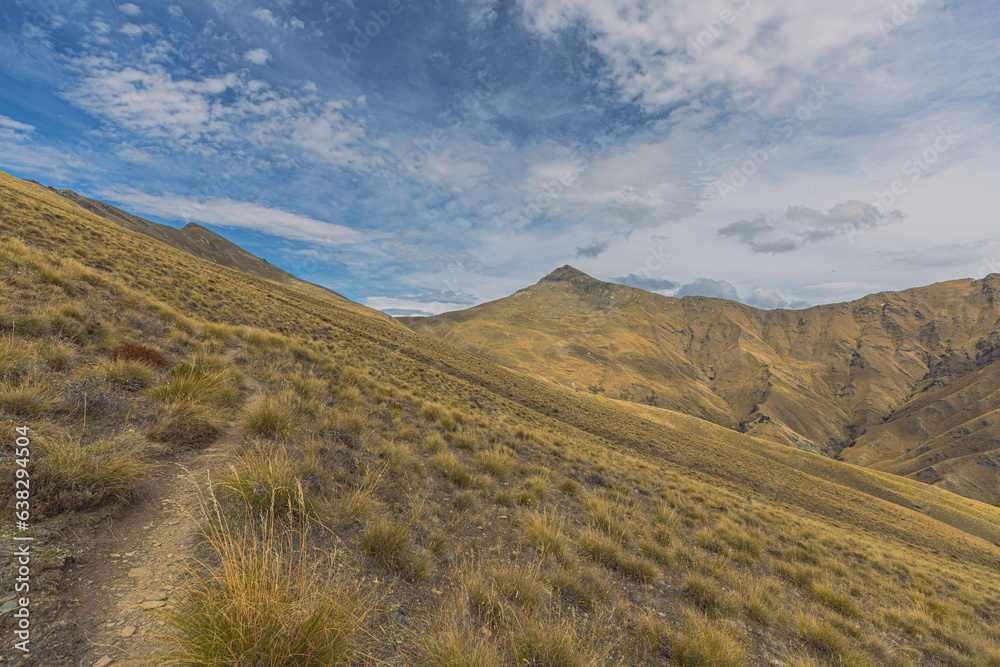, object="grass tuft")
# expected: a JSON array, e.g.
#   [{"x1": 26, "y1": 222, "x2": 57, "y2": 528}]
[
  {"x1": 32, "y1": 433, "x2": 150, "y2": 515},
  {"x1": 520, "y1": 510, "x2": 568, "y2": 559},
  {"x1": 164, "y1": 508, "x2": 367, "y2": 666}
]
